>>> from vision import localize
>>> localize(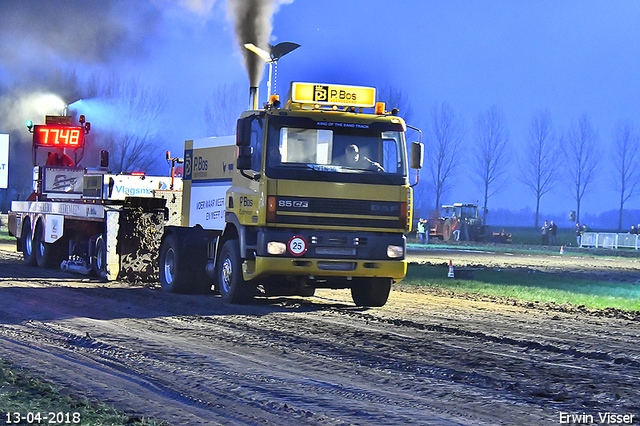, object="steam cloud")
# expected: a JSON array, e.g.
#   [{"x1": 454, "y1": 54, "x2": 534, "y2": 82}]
[{"x1": 0, "y1": 92, "x2": 65, "y2": 134}]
